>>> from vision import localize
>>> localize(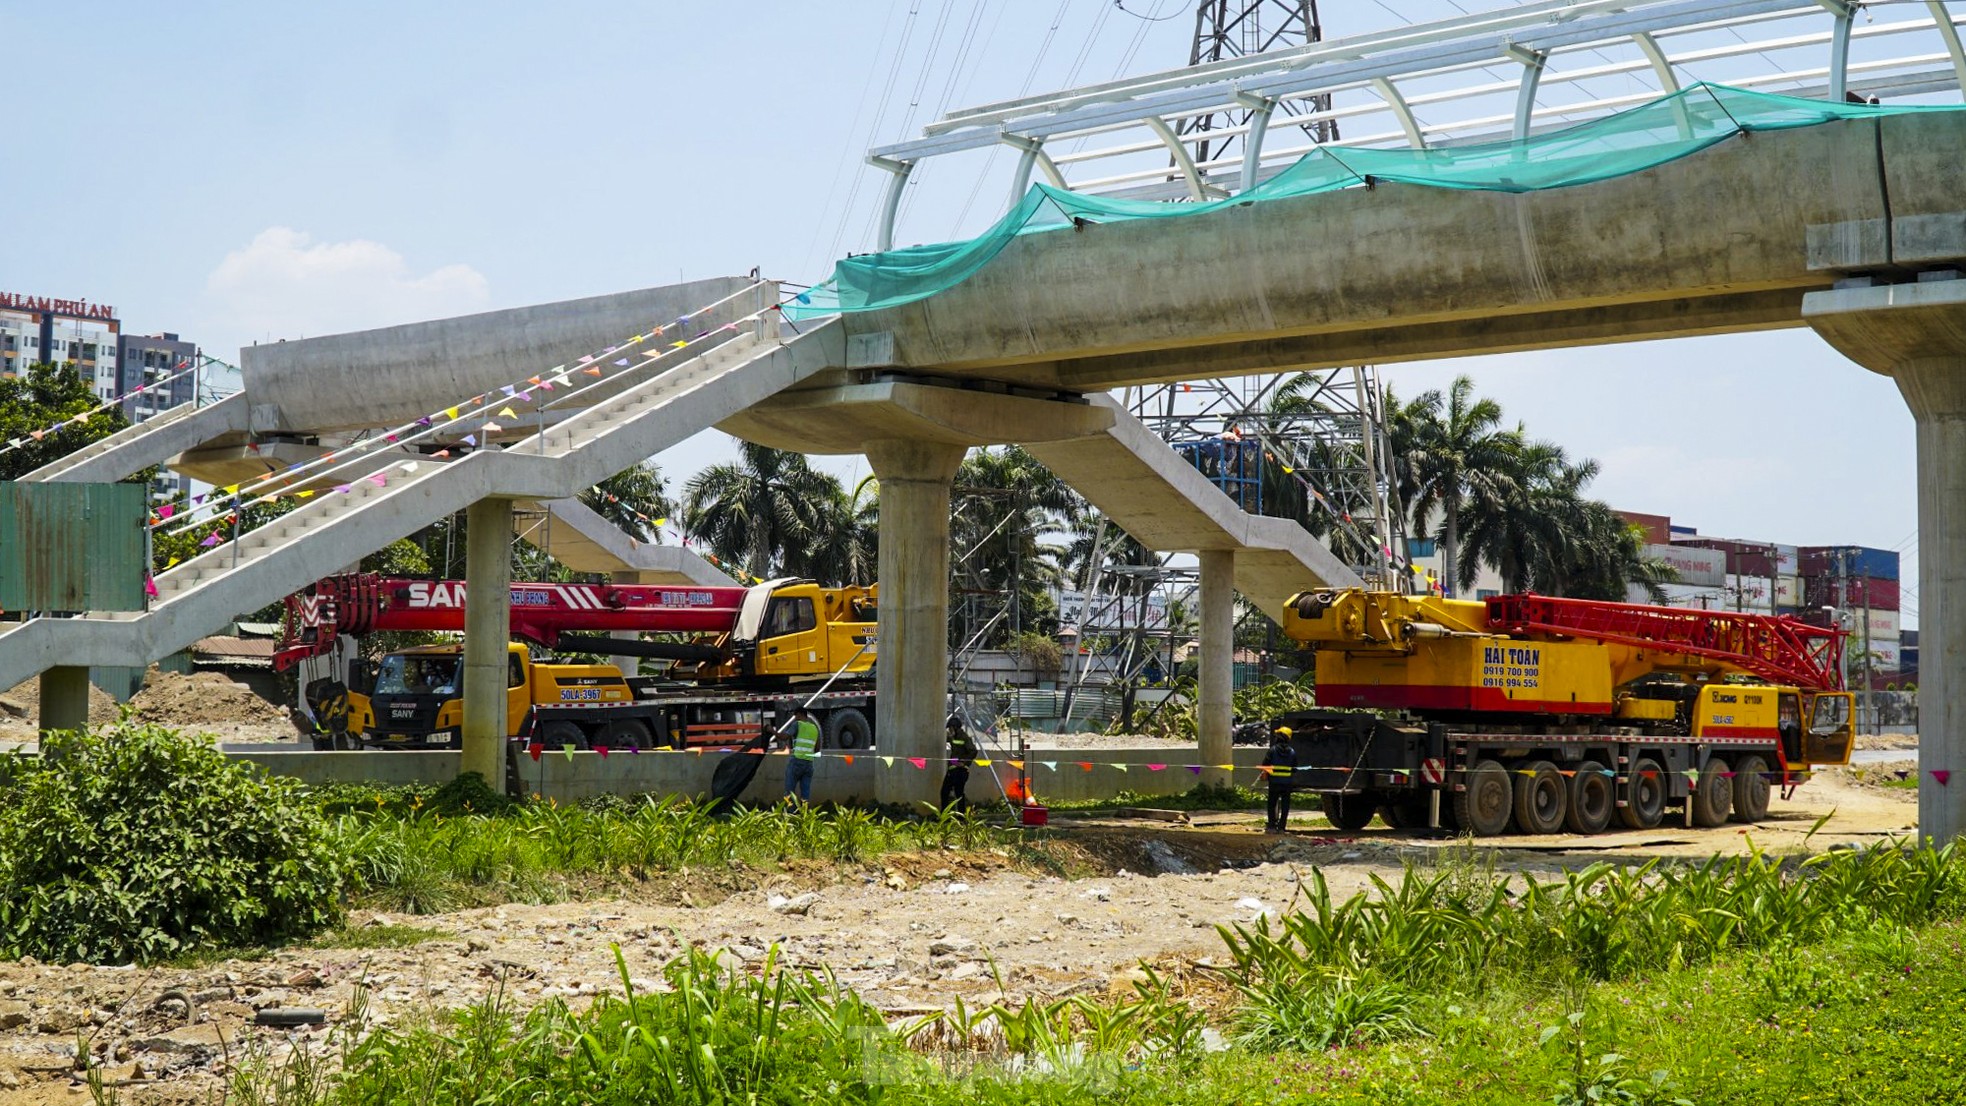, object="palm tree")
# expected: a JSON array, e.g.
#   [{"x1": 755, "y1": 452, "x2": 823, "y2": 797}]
[
  {"x1": 951, "y1": 446, "x2": 1080, "y2": 644},
  {"x1": 799, "y1": 475, "x2": 879, "y2": 586},
  {"x1": 581, "y1": 462, "x2": 673, "y2": 543},
  {"x1": 682, "y1": 441, "x2": 847, "y2": 580},
  {"x1": 1396, "y1": 376, "x2": 1523, "y2": 597}
]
